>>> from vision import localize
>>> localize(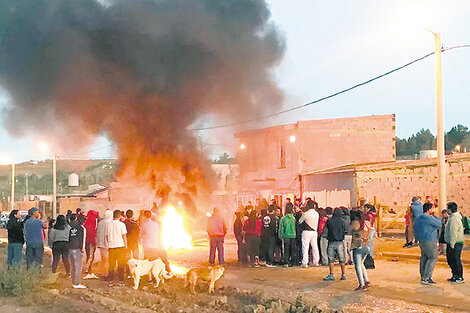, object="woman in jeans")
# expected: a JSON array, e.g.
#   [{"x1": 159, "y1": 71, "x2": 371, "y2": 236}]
[
  {"x1": 350, "y1": 215, "x2": 371, "y2": 291},
  {"x1": 6, "y1": 210, "x2": 24, "y2": 267},
  {"x1": 49, "y1": 215, "x2": 71, "y2": 275},
  {"x1": 243, "y1": 211, "x2": 262, "y2": 267}
]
